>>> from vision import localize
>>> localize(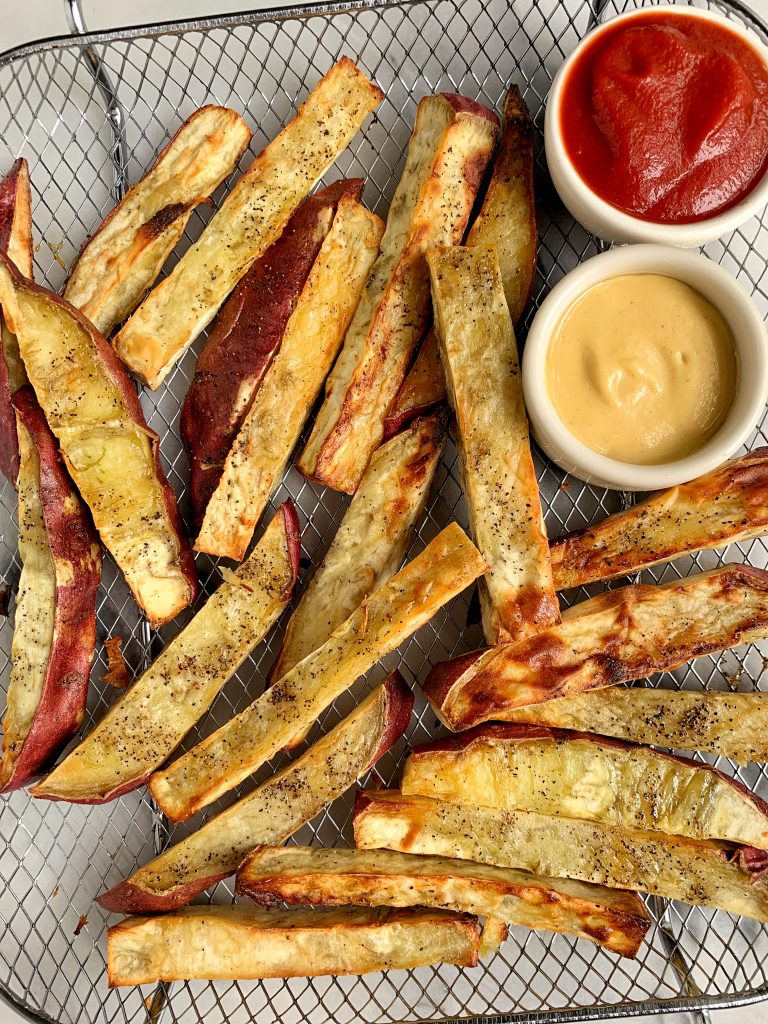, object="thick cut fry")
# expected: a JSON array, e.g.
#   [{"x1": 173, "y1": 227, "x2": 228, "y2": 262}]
[
  {"x1": 236, "y1": 845, "x2": 650, "y2": 958},
  {"x1": 114, "y1": 59, "x2": 383, "y2": 388},
  {"x1": 64, "y1": 106, "x2": 251, "y2": 335},
  {"x1": 107, "y1": 905, "x2": 479, "y2": 986},
  {"x1": 402, "y1": 724, "x2": 768, "y2": 848},
  {"x1": 0, "y1": 158, "x2": 33, "y2": 482},
  {"x1": 298, "y1": 93, "x2": 498, "y2": 493},
  {"x1": 98, "y1": 674, "x2": 412, "y2": 913},
  {"x1": 384, "y1": 86, "x2": 537, "y2": 439},
  {"x1": 271, "y1": 409, "x2": 447, "y2": 682},
  {"x1": 182, "y1": 180, "x2": 364, "y2": 526},
  {"x1": 0, "y1": 253, "x2": 197, "y2": 626},
  {"x1": 31, "y1": 504, "x2": 299, "y2": 803},
  {"x1": 150, "y1": 524, "x2": 485, "y2": 820},
  {"x1": 354, "y1": 790, "x2": 768, "y2": 922},
  {"x1": 551, "y1": 449, "x2": 768, "y2": 590},
  {"x1": 507, "y1": 688, "x2": 768, "y2": 764},
  {"x1": 428, "y1": 244, "x2": 557, "y2": 645},
  {"x1": 424, "y1": 565, "x2": 768, "y2": 730},
  {"x1": 0, "y1": 388, "x2": 100, "y2": 792},
  {"x1": 196, "y1": 196, "x2": 384, "y2": 559}
]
